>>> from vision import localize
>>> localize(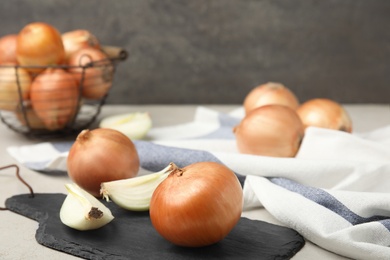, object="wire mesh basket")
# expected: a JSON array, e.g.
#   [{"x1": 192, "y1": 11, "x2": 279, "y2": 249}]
[{"x1": 0, "y1": 46, "x2": 127, "y2": 138}]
